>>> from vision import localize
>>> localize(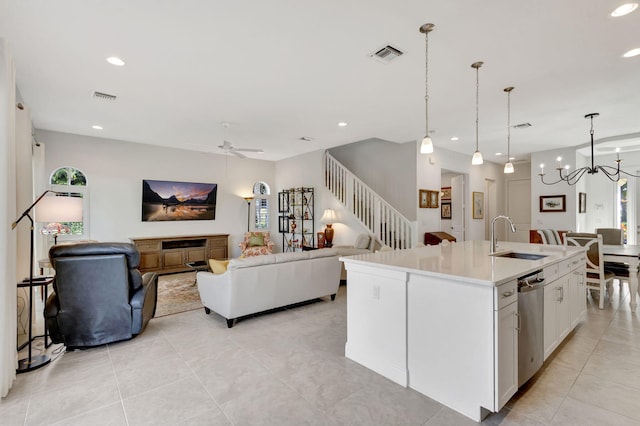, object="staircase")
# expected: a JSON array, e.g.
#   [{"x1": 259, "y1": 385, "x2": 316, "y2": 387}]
[{"x1": 324, "y1": 151, "x2": 416, "y2": 249}]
